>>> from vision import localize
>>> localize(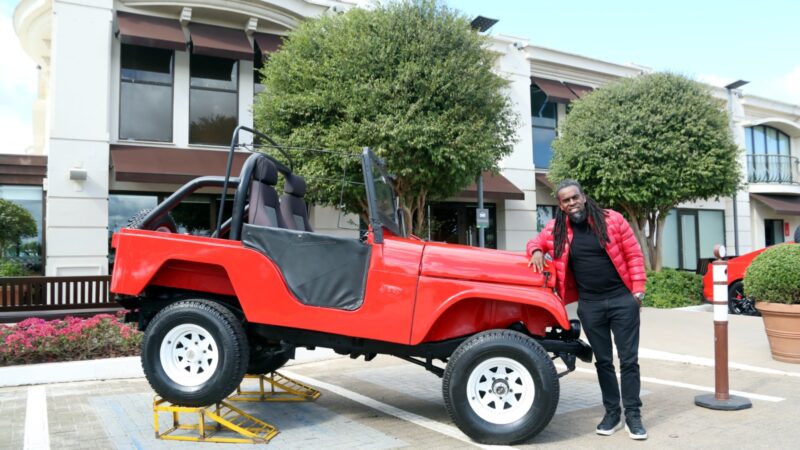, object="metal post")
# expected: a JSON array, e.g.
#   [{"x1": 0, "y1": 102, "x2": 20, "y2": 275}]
[
  {"x1": 477, "y1": 174, "x2": 485, "y2": 248},
  {"x1": 695, "y1": 244, "x2": 751, "y2": 410}
]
